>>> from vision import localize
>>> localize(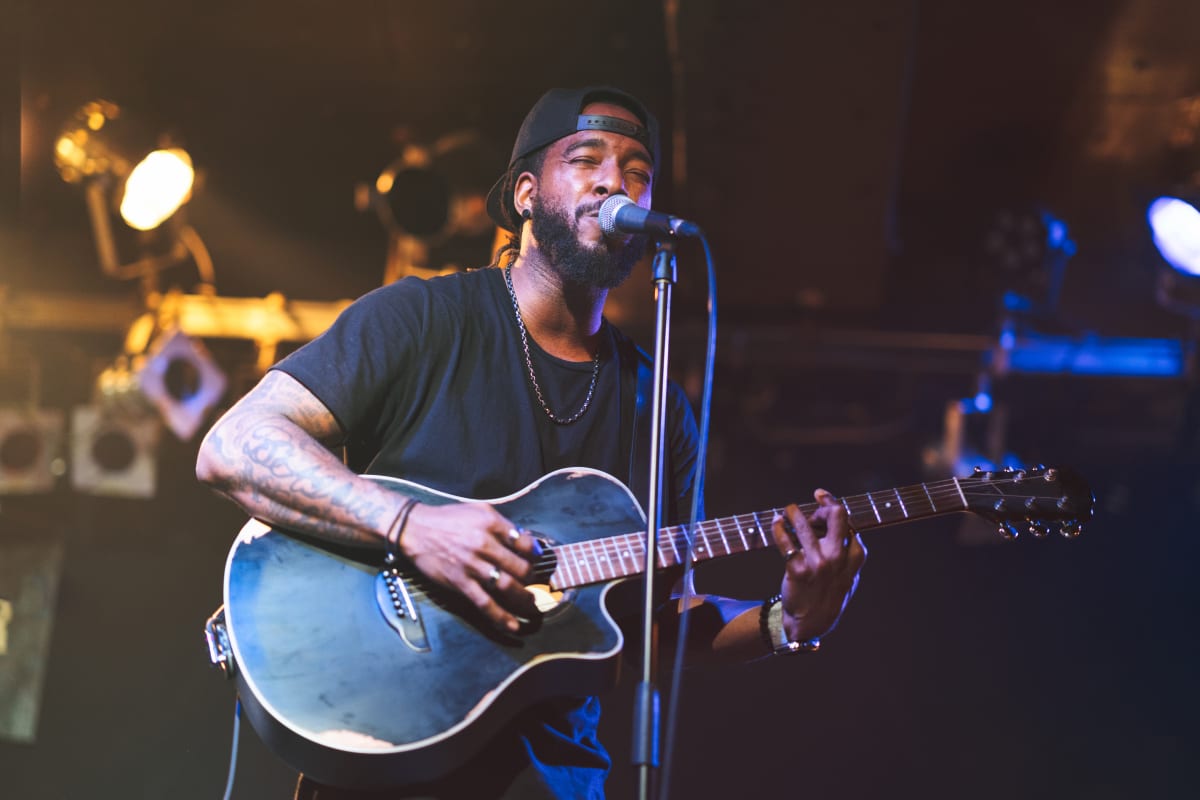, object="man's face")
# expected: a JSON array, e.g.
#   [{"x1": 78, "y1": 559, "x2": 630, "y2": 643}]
[{"x1": 525, "y1": 101, "x2": 654, "y2": 289}]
